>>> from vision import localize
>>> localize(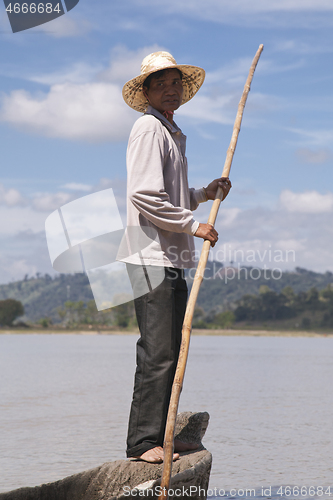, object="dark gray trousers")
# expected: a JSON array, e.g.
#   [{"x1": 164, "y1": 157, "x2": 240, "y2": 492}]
[{"x1": 126, "y1": 265, "x2": 188, "y2": 458}]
